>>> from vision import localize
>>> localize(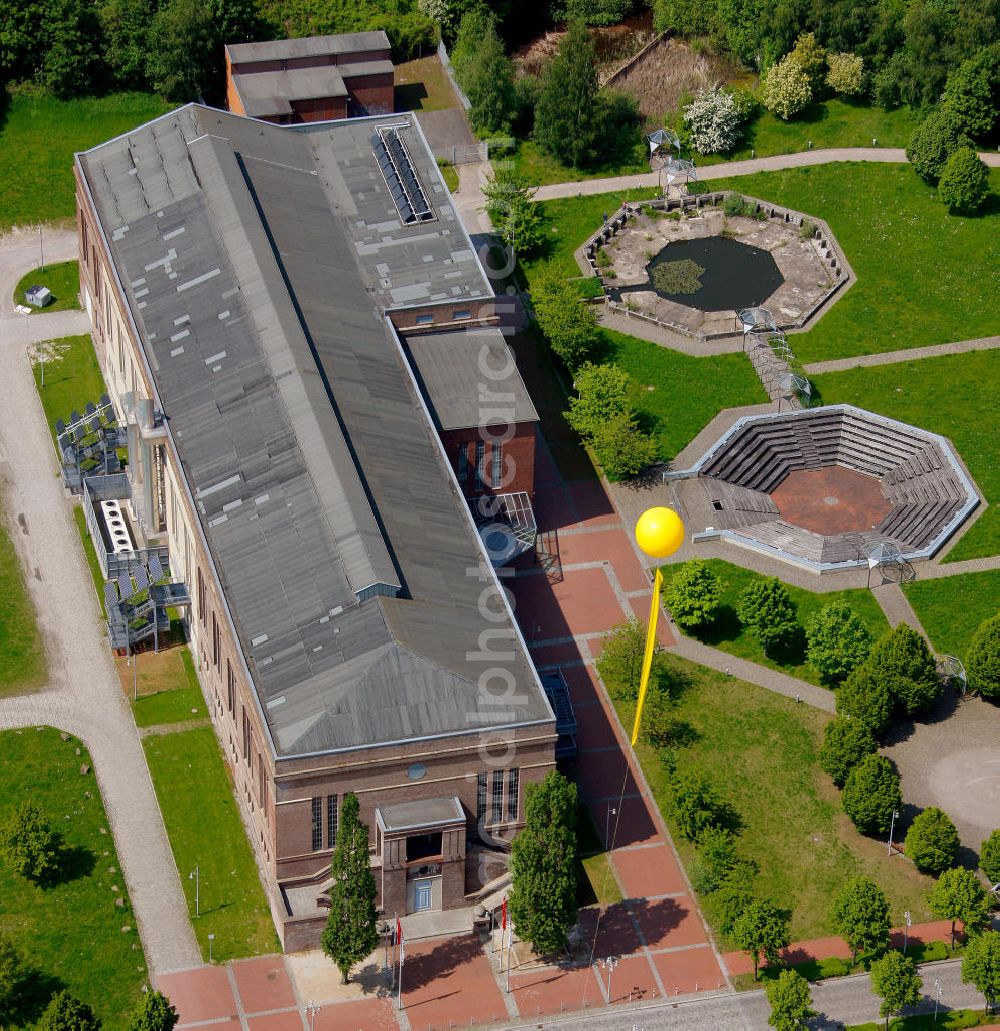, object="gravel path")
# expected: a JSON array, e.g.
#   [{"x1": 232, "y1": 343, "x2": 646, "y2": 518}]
[{"x1": 0, "y1": 228, "x2": 201, "y2": 977}]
